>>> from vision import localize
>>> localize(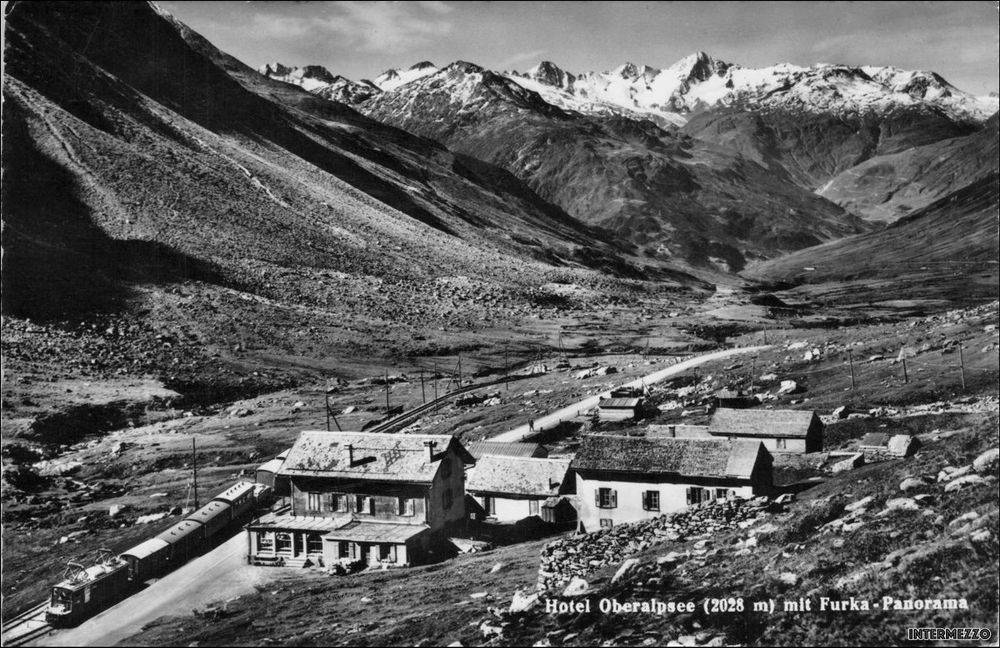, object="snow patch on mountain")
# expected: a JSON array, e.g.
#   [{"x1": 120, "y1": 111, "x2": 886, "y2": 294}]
[
  {"x1": 373, "y1": 62, "x2": 439, "y2": 91},
  {"x1": 505, "y1": 52, "x2": 997, "y2": 126}
]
